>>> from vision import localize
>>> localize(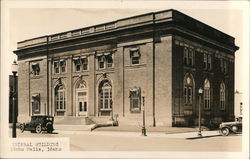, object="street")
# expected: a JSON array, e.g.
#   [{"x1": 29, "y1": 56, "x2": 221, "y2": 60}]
[{"x1": 12, "y1": 129, "x2": 242, "y2": 152}]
